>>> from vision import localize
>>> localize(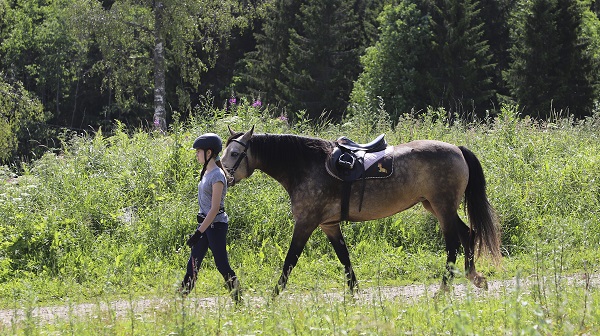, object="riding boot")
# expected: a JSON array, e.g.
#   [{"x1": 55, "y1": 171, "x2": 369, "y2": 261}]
[
  {"x1": 178, "y1": 278, "x2": 193, "y2": 297},
  {"x1": 226, "y1": 276, "x2": 241, "y2": 302}
]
